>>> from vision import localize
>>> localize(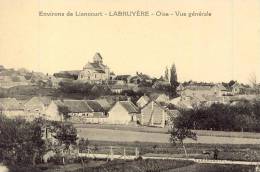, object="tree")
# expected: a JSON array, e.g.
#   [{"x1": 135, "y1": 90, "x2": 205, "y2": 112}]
[
  {"x1": 169, "y1": 63, "x2": 179, "y2": 97},
  {"x1": 58, "y1": 105, "x2": 70, "y2": 121},
  {"x1": 169, "y1": 112, "x2": 197, "y2": 157},
  {"x1": 28, "y1": 118, "x2": 46, "y2": 166},
  {"x1": 0, "y1": 117, "x2": 47, "y2": 166},
  {"x1": 52, "y1": 122, "x2": 78, "y2": 164},
  {"x1": 78, "y1": 138, "x2": 89, "y2": 152},
  {"x1": 228, "y1": 80, "x2": 236, "y2": 88},
  {"x1": 249, "y1": 73, "x2": 257, "y2": 88},
  {"x1": 164, "y1": 66, "x2": 169, "y2": 81}
]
